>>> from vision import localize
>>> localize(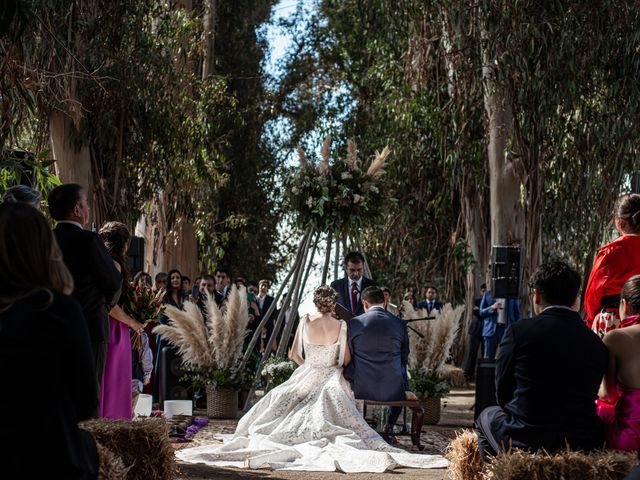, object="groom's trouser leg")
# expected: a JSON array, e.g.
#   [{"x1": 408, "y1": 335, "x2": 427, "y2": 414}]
[{"x1": 385, "y1": 406, "x2": 402, "y2": 429}]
